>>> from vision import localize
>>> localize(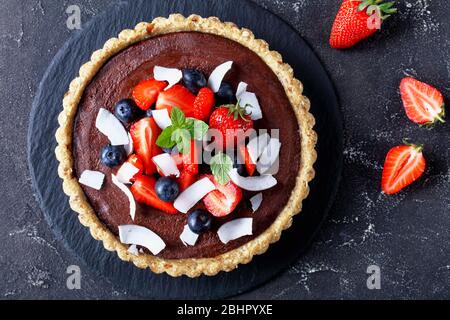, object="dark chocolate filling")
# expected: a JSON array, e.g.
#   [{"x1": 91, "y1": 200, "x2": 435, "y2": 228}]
[{"x1": 73, "y1": 32, "x2": 301, "y2": 259}]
